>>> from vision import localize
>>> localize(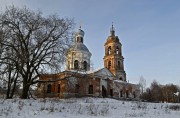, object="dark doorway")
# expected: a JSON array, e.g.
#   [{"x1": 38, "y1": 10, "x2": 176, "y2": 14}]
[
  {"x1": 47, "y1": 84, "x2": 51, "y2": 93},
  {"x1": 133, "y1": 91, "x2": 136, "y2": 98},
  {"x1": 110, "y1": 89, "x2": 113, "y2": 97},
  {"x1": 75, "y1": 84, "x2": 79, "y2": 97},
  {"x1": 102, "y1": 86, "x2": 107, "y2": 98},
  {"x1": 58, "y1": 84, "x2": 60, "y2": 93},
  {"x1": 126, "y1": 90, "x2": 129, "y2": 98},
  {"x1": 75, "y1": 84, "x2": 79, "y2": 93},
  {"x1": 74, "y1": 60, "x2": 79, "y2": 69},
  {"x1": 88, "y1": 85, "x2": 93, "y2": 94},
  {"x1": 120, "y1": 90, "x2": 123, "y2": 97}
]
